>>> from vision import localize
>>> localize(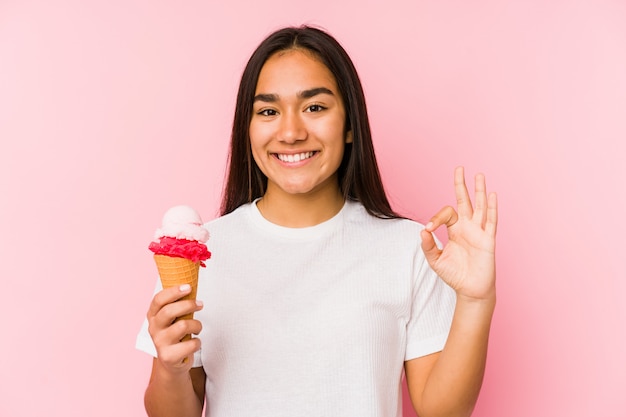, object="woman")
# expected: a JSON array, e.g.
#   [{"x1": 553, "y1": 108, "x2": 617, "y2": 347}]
[{"x1": 137, "y1": 26, "x2": 497, "y2": 417}]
